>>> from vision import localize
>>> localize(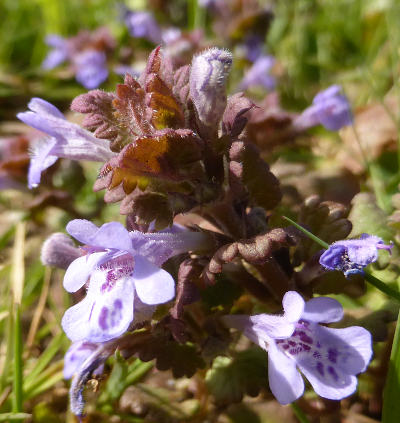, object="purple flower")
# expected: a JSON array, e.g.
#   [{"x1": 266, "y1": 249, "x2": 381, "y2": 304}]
[
  {"x1": 189, "y1": 48, "x2": 233, "y2": 130},
  {"x1": 42, "y1": 35, "x2": 69, "y2": 70},
  {"x1": 320, "y1": 234, "x2": 393, "y2": 277},
  {"x1": 239, "y1": 55, "x2": 276, "y2": 91},
  {"x1": 17, "y1": 98, "x2": 114, "y2": 188},
  {"x1": 61, "y1": 219, "x2": 209, "y2": 343},
  {"x1": 222, "y1": 291, "x2": 373, "y2": 404},
  {"x1": 295, "y1": 85, "x2": 353, "y2": 131},
  {"x1": 67, "y1": 342, "x2": 109, "y2": 418},
  {"x1": 73, "y1": 49, "x2": 108, "y2": 89},
  {"x1": 124, "y1": 11, "x2": 162, "y2": 44}
]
